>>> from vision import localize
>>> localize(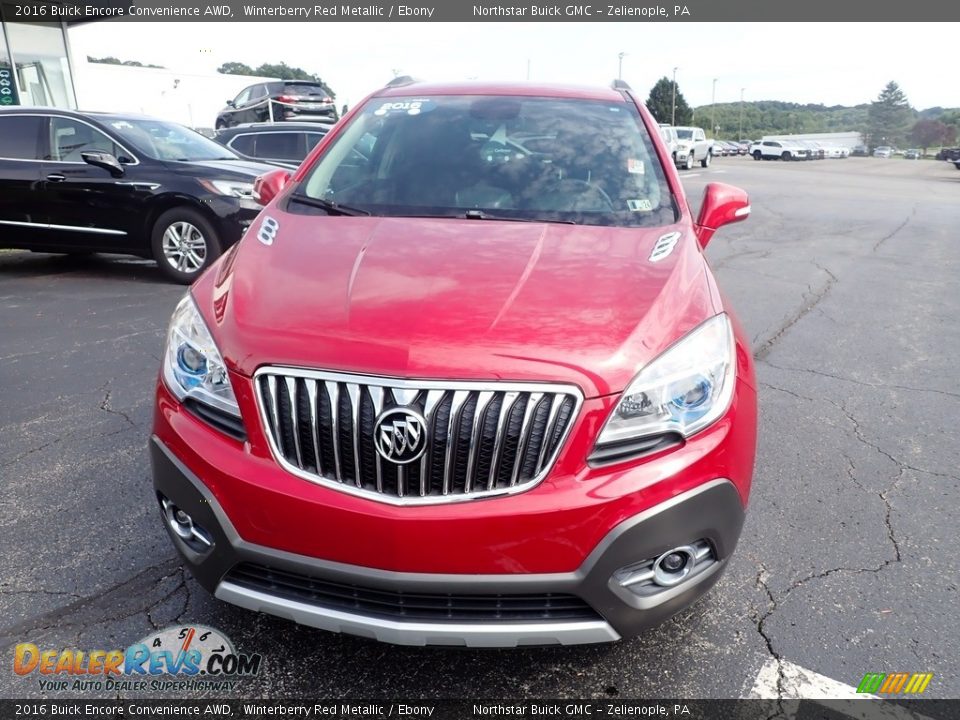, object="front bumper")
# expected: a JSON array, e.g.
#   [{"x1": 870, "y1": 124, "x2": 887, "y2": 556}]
[{"x1": 151, "y1": 436, "x2": 746, "y2": 646}]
